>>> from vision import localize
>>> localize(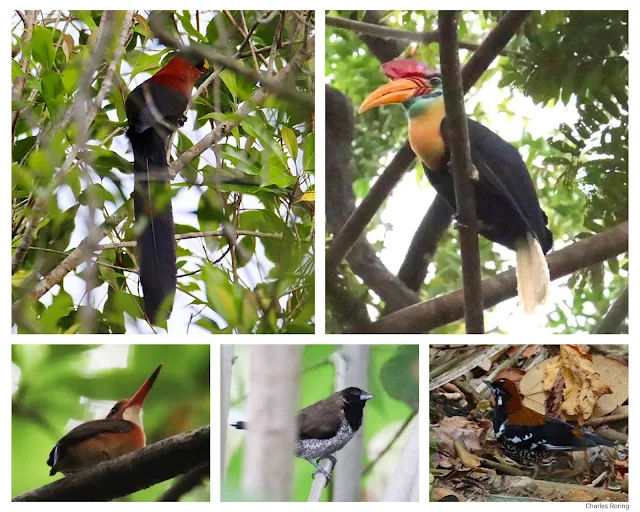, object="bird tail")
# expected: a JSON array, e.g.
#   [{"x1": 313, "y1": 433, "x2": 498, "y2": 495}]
[
  {"x1": 130, "y1": 129, "x2": 177, "y2": 324},
  {"x1": 572, "y1": 429, "x2": 617, "y2": 448},
  {"x1": 515, "y1": 233, "x2": 550, "y2": 313}
]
